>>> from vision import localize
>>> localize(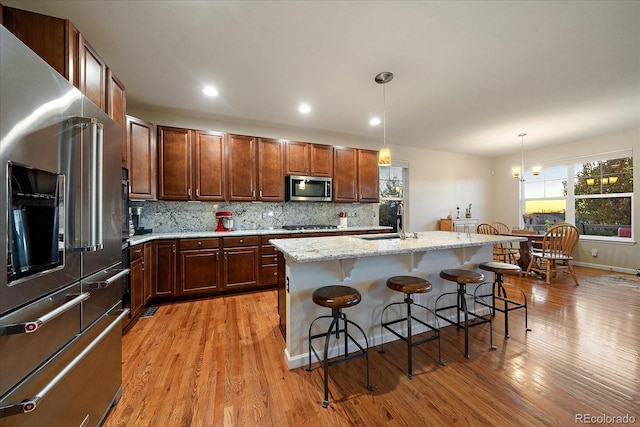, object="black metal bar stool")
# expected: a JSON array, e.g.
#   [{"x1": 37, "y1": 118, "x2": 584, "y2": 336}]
[
  {"x1": 435, "y1": 269, "x2": 495, "y2": 358},
  {"x1": 306, "y1": 285, "x2": 373, "y2": 407},
  {"x1": 474, "y1": 261, "x2": 531, "y2": 337},
  {"x1": 379, "y1": 276, "x2": 444, "y2": 379}
]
